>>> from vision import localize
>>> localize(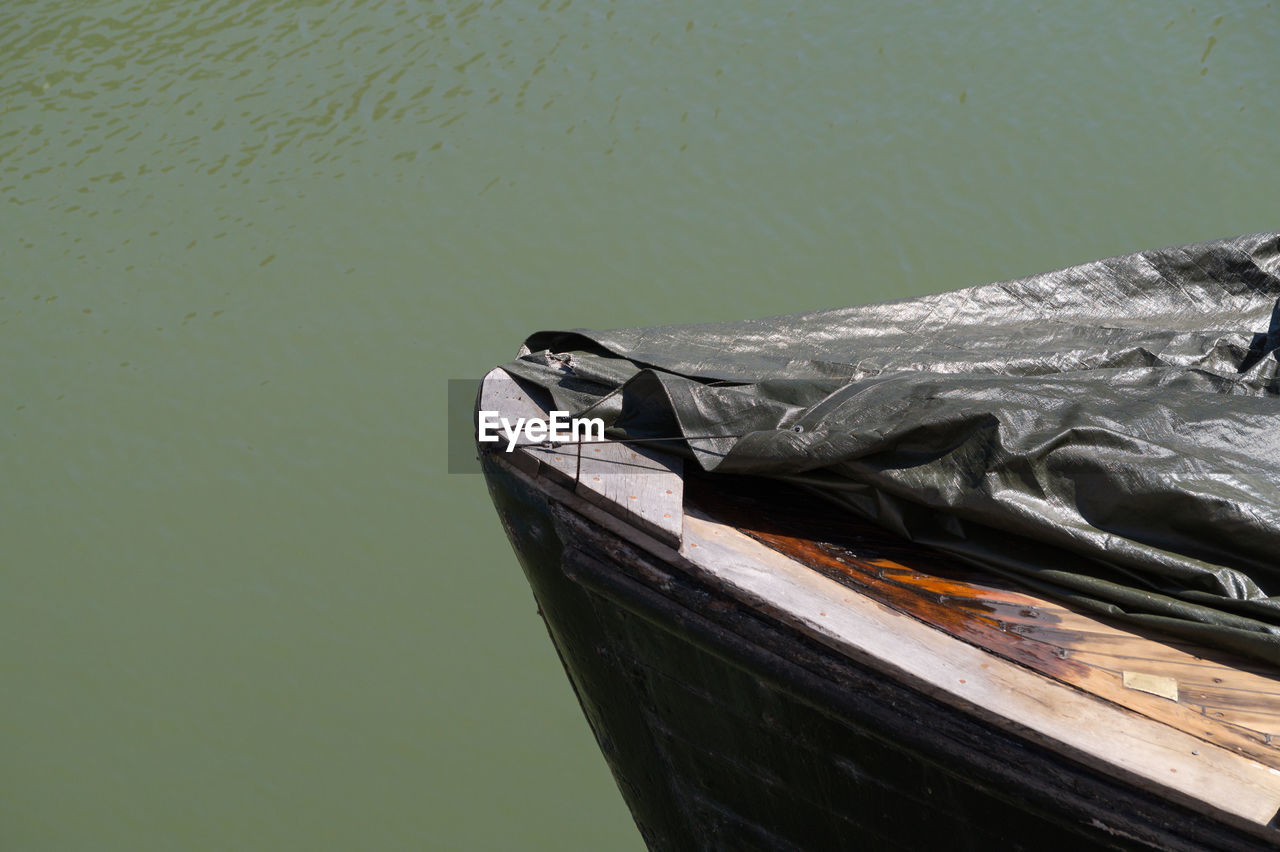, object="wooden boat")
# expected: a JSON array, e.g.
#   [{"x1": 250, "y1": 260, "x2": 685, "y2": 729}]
[{"x1": 477, "y1": 366, "x2": 1280, "y2": 850}]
